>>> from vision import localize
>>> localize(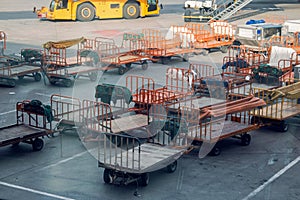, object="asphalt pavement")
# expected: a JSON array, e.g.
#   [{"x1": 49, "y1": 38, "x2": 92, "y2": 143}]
[{"x1": 0, "y1": 1, "x2": 300, "y2": 200}]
